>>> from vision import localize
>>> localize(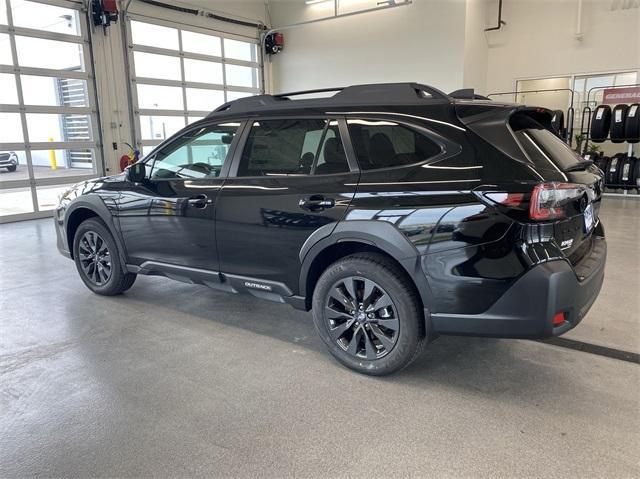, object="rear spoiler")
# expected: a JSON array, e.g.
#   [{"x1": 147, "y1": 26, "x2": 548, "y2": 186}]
[
  {"x1": 449, "y1": 88, "x2": 491, "y2": 101},
  {"x1": 455, "y1": 104, "x2": 555, "y2": 164}
]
